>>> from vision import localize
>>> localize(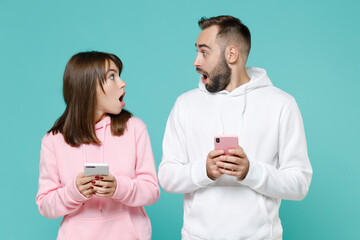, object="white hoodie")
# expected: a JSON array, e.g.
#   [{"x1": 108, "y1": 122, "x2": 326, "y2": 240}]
[{"x1": 158, "y1": 67, "x2": 313, "y2": 240}]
